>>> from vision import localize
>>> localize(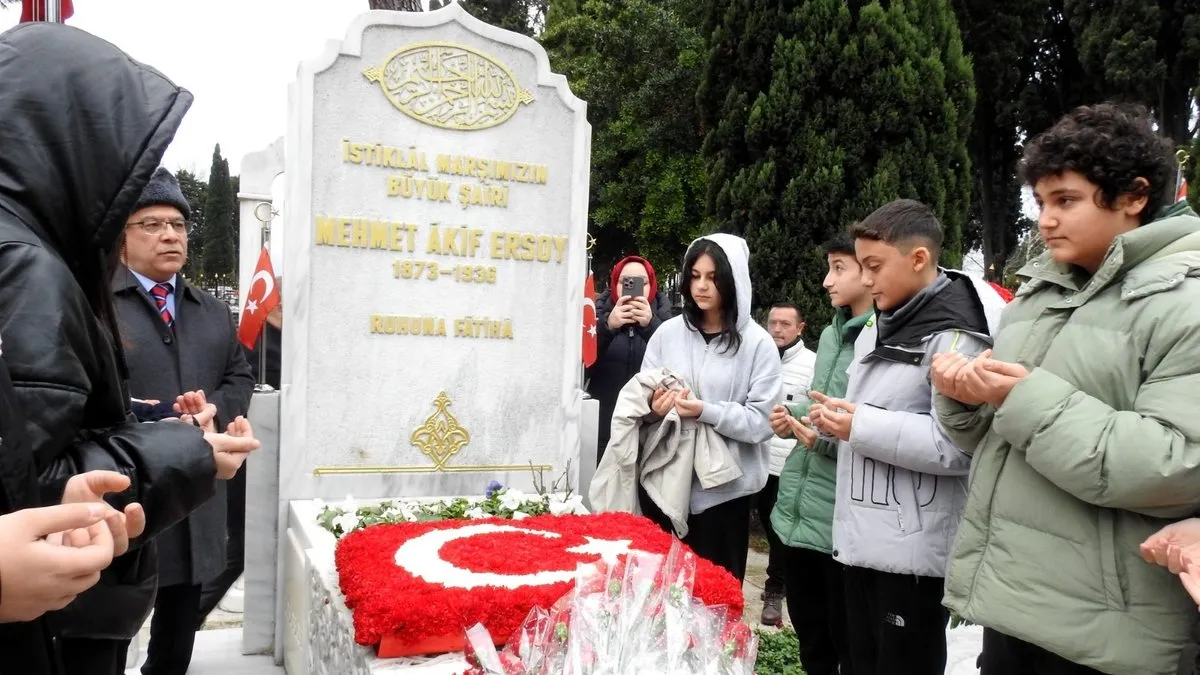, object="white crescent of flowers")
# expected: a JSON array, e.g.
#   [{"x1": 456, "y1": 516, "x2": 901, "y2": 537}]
[{"x1": 393, "y1": 523, "x2": 633, "y2": 590}]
